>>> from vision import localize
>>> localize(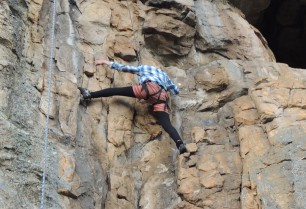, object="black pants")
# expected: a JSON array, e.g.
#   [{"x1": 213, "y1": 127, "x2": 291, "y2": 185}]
[{"x1": 90, "y1": 87, "x2": 184, "y2": 148}]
